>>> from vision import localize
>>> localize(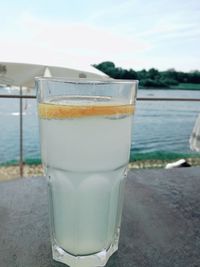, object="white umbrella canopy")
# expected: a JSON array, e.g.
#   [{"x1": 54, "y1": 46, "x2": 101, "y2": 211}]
[{"x1": 0, "y1": 61, "x2": 108, "y2": 88}]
